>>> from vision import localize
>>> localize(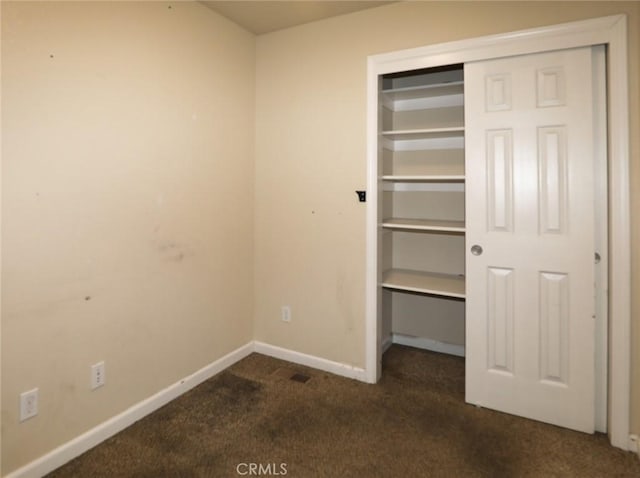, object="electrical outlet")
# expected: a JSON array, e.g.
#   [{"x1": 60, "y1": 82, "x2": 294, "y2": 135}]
[
  {"x1": 281, "y1": 305, "x2": 291, "y2": 323},
  {"x1": 91, "y1": 361, "x2": 106, "y2": 390},
  {"x1": 20, "y1": 388, "x2": 39, "y2": 422}
]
